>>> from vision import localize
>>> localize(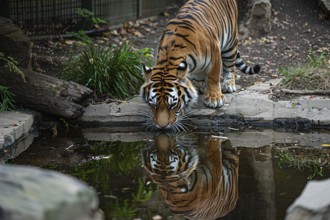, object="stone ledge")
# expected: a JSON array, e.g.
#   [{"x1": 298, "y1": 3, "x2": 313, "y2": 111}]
[
  {"x1": 0, "y1": 111, "x2": 34, "y2": 149},
  {"x1": 80, "y1": 79, "x2": 330, "y2": 128}
]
